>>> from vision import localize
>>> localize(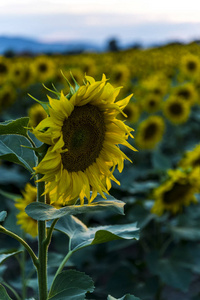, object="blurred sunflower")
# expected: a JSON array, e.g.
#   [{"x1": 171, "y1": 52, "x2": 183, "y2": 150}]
[
  {"x1": 15, "y1": 183, "x2": 64, "y2": 237},
  {"x1": 172, "y1": 82, "x2": 197, "y2": 106},
  {"x1": 178, "y1": 144, "x2": 200, "y2": 170},
  {"x1": 0, "y1": 83, "x2": 16, "y2": 112},
  {"x1": 31, "y1": 55, "x2": 56, "y2": 82},
  {"x1": 0, "y1": 56, "x2": 10, "y2": 84},
  {"x1": 32, "y1": 74, "x2": 136, "y2": 204},
  {"x1": 135, "y1": 115, "x2": 165, "y2": 150},
  {"x1": 111, "y1": 64, "x2": 130, "y2": 85},
  {"x1": 28, "y1": 103, "x2": 48, "y2": 128},
  {"x1": 142, "y1": 94, "x2": 161, "y2": 114},
  {"x1": 151, "y1": 168, "x2": 200, "y2": 216},
  {"x1": 119, "y1": 102, "x2": 140, "y2": 124},
  {"x1": 163, "y1": 96, "x2": 190, "y2": 125},
  {"x1": 180, "y1": 53, "x2": 200, "y2": 79}
]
